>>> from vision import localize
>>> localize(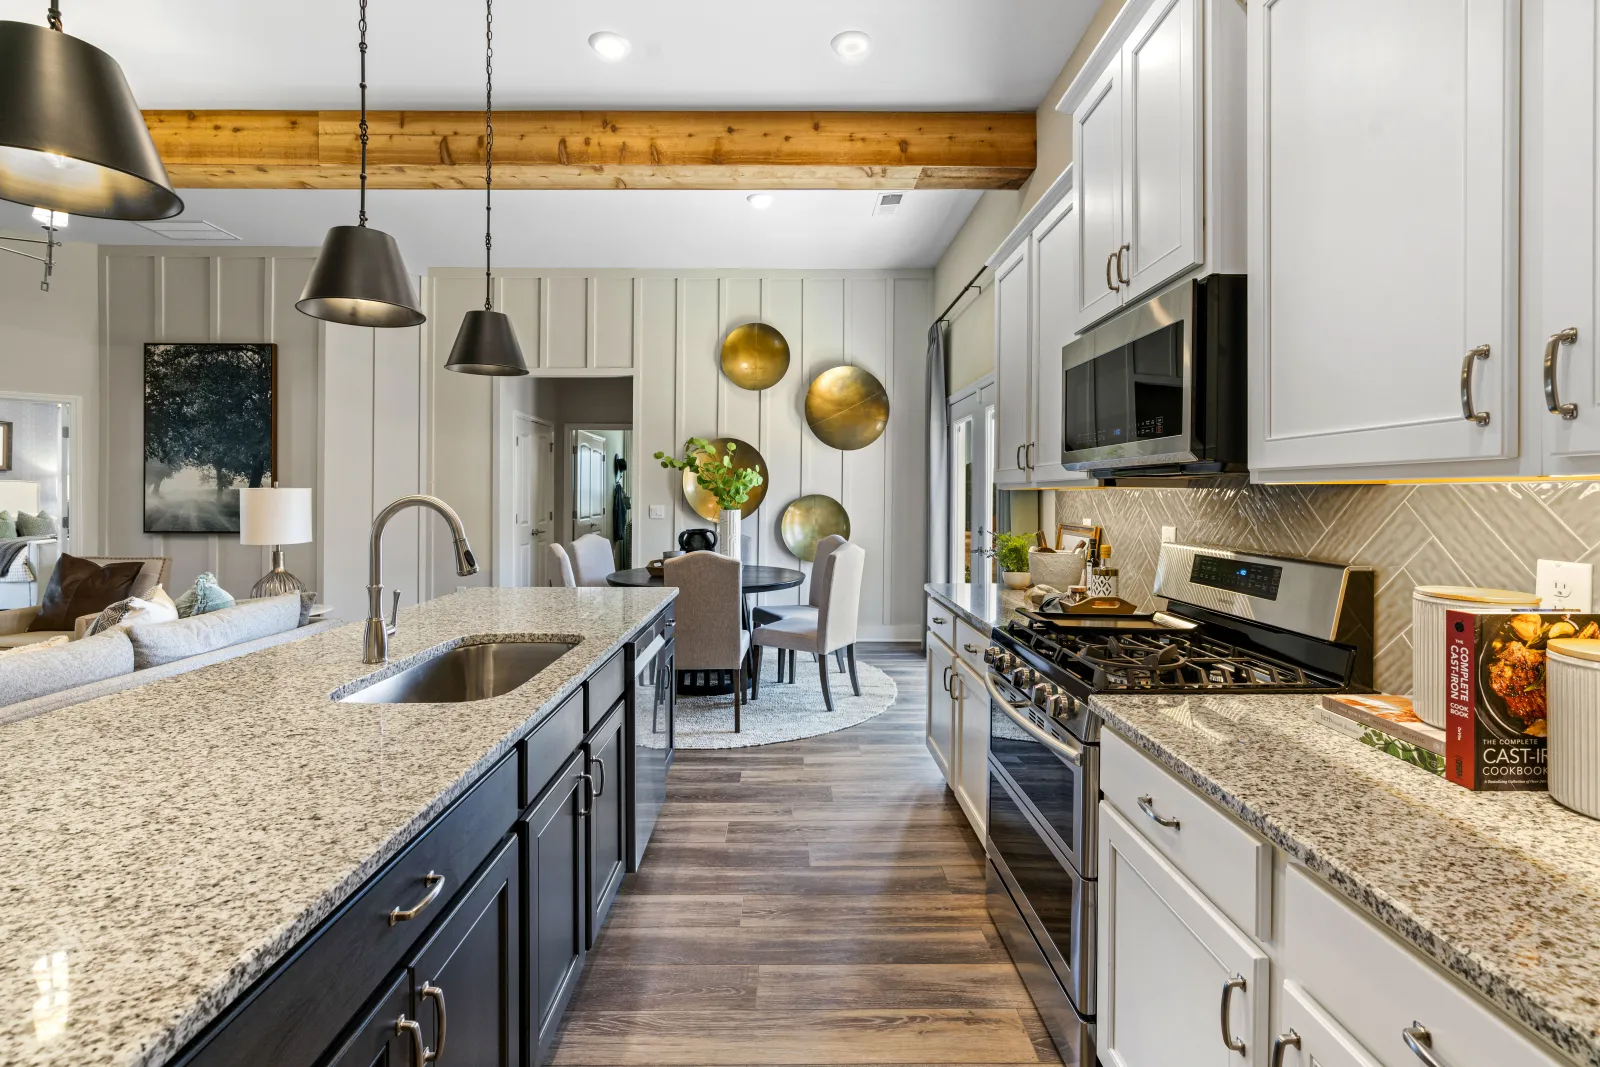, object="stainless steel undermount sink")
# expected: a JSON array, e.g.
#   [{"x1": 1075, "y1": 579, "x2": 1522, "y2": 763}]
[{"x1": 339, "y1": 640, "x2": 577, "y2": 704}]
